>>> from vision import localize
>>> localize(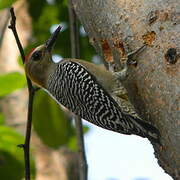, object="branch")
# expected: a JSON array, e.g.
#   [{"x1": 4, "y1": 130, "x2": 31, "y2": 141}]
[
  {"x1": 8, "y1": 7, "x2": 36, "y2": 180},
  {"x1": 68, "y1": 1, "x2": 88, "y2": 179}
]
